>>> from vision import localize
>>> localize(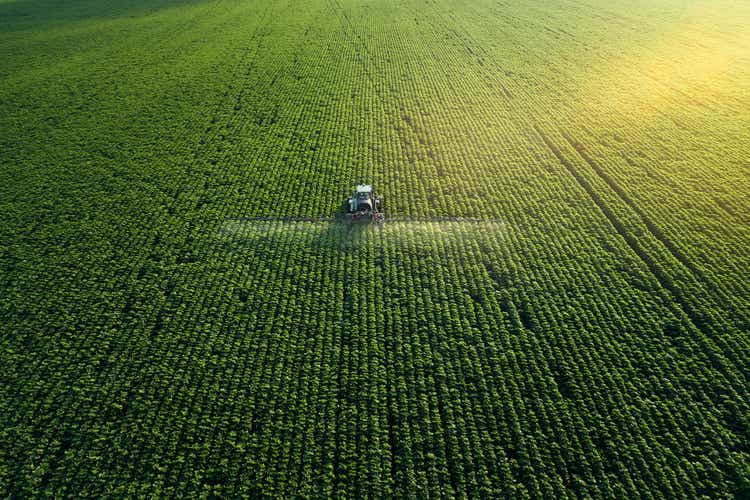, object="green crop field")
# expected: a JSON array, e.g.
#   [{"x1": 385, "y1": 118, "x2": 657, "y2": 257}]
[{"x1": 1, "y1": 0, "x2": 749, "y2": 496}]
